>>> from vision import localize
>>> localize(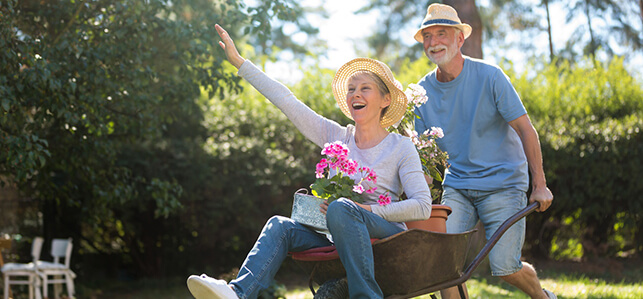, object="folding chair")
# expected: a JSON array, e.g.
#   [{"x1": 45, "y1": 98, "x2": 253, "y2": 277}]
[
  {"x1": 36, "y1": 238, "x2": 75, "y2": 299},
  {"x1": 1, "y1": 237, "x2": 44, "y2": 299}
]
